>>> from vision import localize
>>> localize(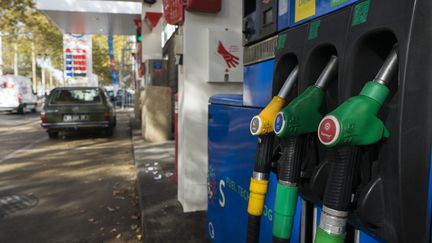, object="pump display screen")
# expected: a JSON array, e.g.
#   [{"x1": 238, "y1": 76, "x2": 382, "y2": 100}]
[{"x1": 263, "y1": 9, "x2": 273, "y2": 26}]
